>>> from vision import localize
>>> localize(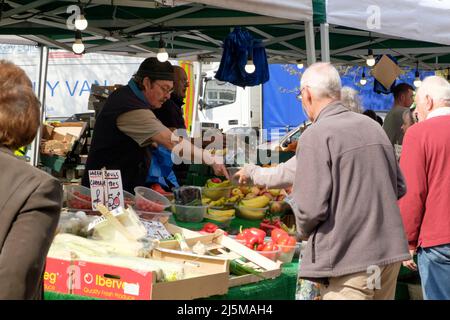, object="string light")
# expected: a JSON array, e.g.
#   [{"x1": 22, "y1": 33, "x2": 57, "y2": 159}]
[
  {"x1": 72, "y1": 30, "x2": 84, "y2": 54},
  {"x1": 74, "y1": 6, "x2": 88, "y2": 30},
  {"x1": 366, "y1": 48, "x2": 376, "y2": 67},
  {"x1": 245, "y1": 48, "x2": 255, "y2": 74},
  {"x1": 414, "y1": 61, "x2": 422, "y2": 88},
  {"x1": 360, "y1": 68, "x2": 367, "y2": 85},
  {"x1": 156, "y1": 35, "x2": 168, "y2": 62}
]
